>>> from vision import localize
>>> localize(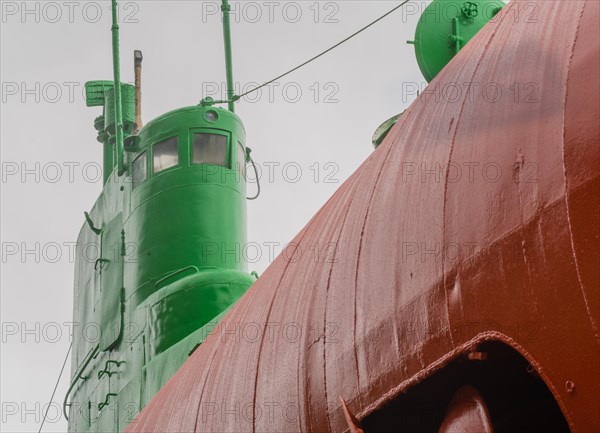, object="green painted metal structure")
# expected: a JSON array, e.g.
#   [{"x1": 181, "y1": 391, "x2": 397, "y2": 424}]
[
  {"x1": 65, "y1": 100, "x2": 255, "y2": 432},
  {"x1": 65, "y1": 1, "x2": 256, "y2": 431},
  {"x1": 408, "y1": 0, "x2": 505, "y2": 82}
]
